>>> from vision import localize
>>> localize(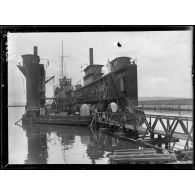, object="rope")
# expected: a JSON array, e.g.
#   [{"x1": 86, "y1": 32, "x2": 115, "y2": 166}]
[
  {"x1": 90, "y1": 112, "x2": 97, "y2": 127},
  {"x1": 15, "y1": 117, "x2": 23, "y2": 126}
]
